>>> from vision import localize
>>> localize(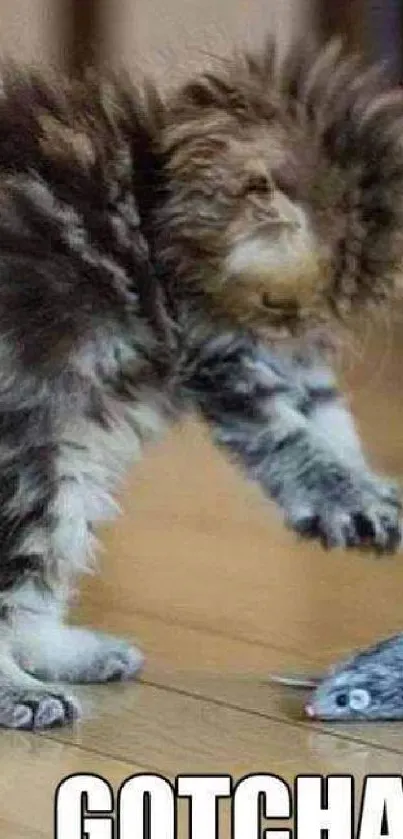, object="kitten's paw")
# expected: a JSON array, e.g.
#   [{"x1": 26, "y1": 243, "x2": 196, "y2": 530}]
[
  {"x1": 19, "y1": 626, "x2": 144, "y2": 685},
  {"x1": 53, "y1": 633, "x2": 145, "y2": 685},
  {"x1": 80, "y1": 639, "x2": 144, "y2": 684},
  {"x1": 0, "y1": 688, "x2": 80, "y2": 730},
  {"x1": 288, "y1": 475, "x2": 402, "y2": 553}
]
